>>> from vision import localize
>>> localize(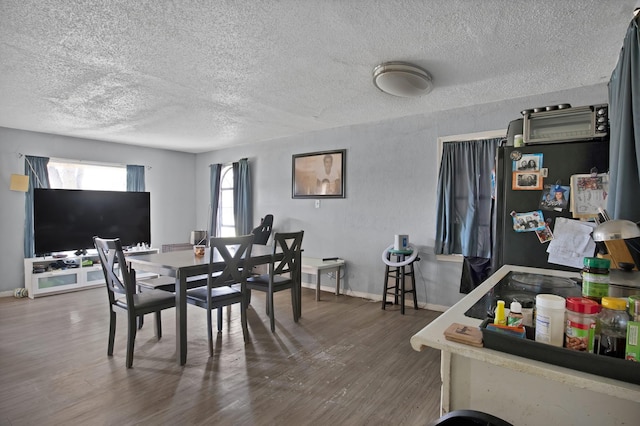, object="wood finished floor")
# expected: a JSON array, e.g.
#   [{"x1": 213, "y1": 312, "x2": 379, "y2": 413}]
[{"x1": 0, "y1": 287, "x2": 441, "y2": 426}]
